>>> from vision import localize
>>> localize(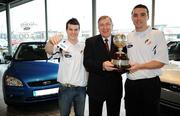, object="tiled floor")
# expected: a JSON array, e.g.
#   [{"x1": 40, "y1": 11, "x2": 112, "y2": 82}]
[{"x1": 0, "y1": 64, "x2": 179, "y2": 116}]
